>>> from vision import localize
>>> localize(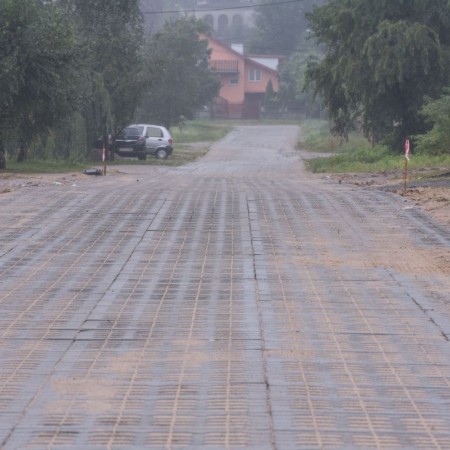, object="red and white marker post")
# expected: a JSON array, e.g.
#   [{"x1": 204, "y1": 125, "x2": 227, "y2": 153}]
[{"x1": 403, "y1": 138, "x2": 410, "y2": 195}]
